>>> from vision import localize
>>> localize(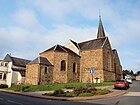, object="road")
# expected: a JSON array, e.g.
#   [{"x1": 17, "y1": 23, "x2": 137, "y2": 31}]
[
  {"x1": 82, "y1": 80, "x2": 140, "y2": 105},
  {"x1": 0, "y1": 81, "x2": 140, "y2": 105},
  {"x1": 0, "y1": 91, "x2": 102, "y2": 105}
]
